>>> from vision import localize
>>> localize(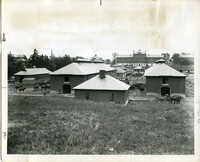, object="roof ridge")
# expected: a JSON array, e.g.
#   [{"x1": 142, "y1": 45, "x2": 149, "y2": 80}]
[
  {"x1": 144, "y1": 63, "x2": 186, "y2": 77},
  {"x1": 73, "y1": 74, "x2": 130, "y2": 90}
]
